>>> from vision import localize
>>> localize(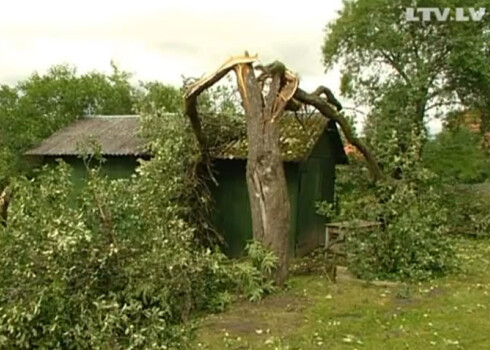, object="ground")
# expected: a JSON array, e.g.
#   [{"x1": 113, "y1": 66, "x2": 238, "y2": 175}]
[{"x1": 195, "y1": 237, "x2": 490, "y2": 349}]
